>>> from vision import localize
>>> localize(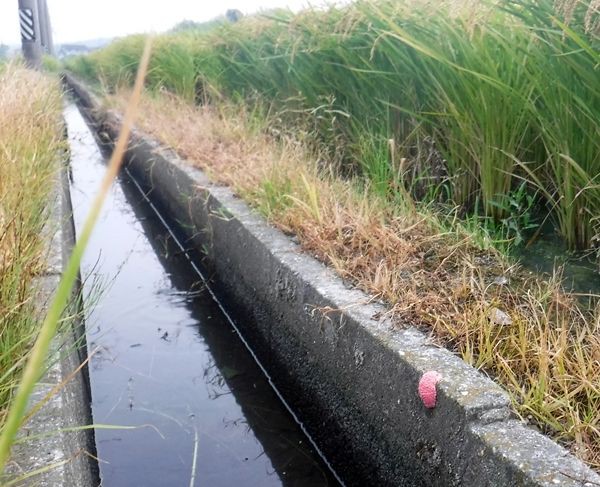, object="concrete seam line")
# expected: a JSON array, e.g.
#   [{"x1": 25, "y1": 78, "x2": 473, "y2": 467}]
[{"x1": 63, "y1": 73, "x2": 600, "y2": 487}]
